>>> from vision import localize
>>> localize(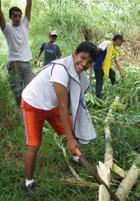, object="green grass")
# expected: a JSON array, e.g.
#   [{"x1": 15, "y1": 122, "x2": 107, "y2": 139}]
[
  {"x1": 0, "y1": 69, "x2": 140, "y2": 201},
  {"x1": 0, "y1": 0, "x2": 140, "y2": 200}
]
